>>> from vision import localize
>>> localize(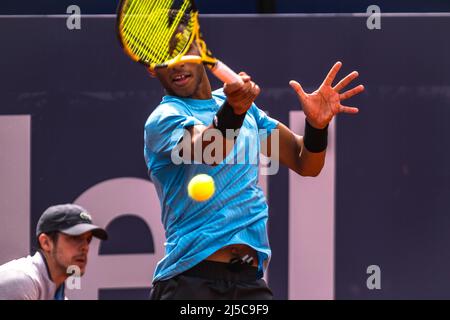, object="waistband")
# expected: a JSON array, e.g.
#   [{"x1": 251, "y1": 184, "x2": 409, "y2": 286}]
[{"x1": 180, "y1": 260, "x2": 260, "y2": 282}]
